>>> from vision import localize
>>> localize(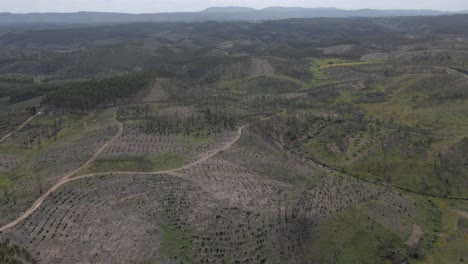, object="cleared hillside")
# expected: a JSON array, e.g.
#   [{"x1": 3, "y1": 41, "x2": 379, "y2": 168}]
[{"x1": 0, "y1": 14, "x2": 467, "y2": 264}]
